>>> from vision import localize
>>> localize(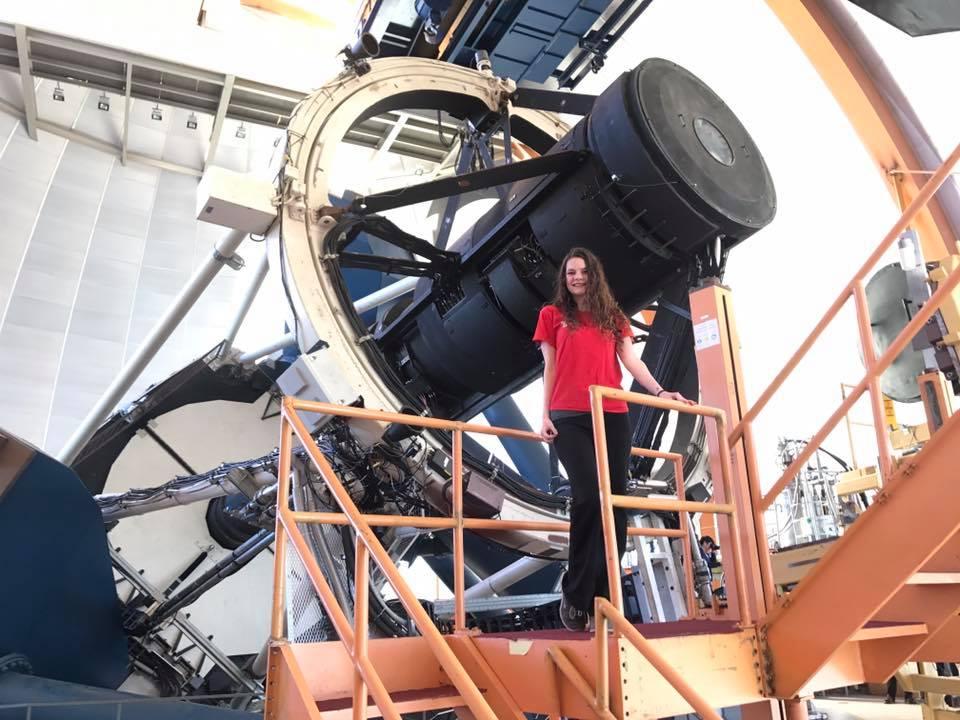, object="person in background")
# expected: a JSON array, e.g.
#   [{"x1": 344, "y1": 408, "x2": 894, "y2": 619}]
[
  {"x1": 700, "y1": 535, "x2": 719, "y2": 568},
  {"x1": 936, "y1": 662, "x2": 959, "y2": 708},
  {"x1": 535, "y1": 247, "x2": 694, "y2": 632},
  {"x1": 699, "y1": 534, "x2": 726, "y2": 601},
  {"x1": 886, "y1": 667, "x2": 916, "y2": 704}
]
